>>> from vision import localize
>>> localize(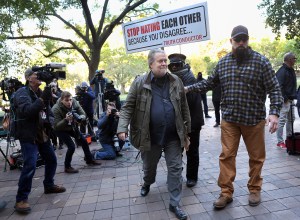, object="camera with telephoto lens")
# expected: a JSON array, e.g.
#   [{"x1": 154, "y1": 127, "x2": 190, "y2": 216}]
[
  {"x1": 113, "y1": 134, "x2": 120, "y2": 152},
  {"x1": 69, "y1": 110, "x2": 84, "y2": 123},
  {"x1": 32, "y1": 63, "x2": 66, "y2": 84},
  {"x1": 0, "y1": 77, "x2": 24, "y2": 101}
]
